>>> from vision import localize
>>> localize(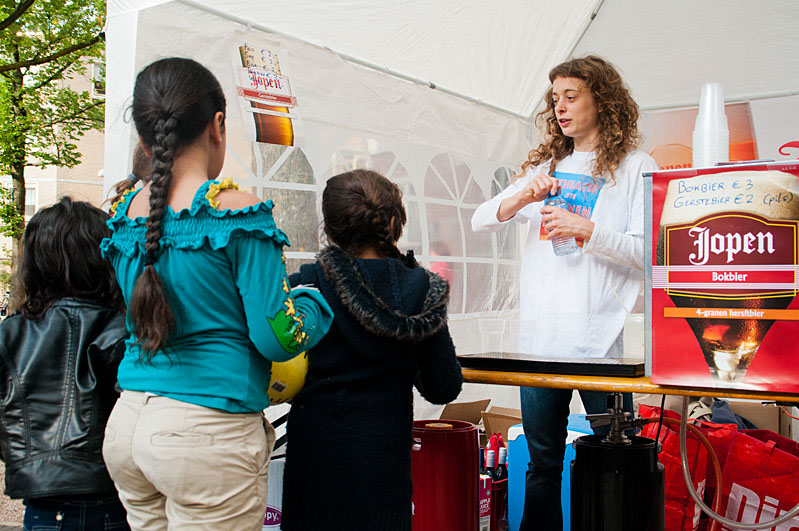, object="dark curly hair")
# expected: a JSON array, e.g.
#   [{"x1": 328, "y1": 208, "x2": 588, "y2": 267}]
[
  {"x1": 322, "y1": 169, "x2": 415, "y2": 267},
  {"x1": 20, "y1": 197, "x2": 124, "y2": 319},
  {"x1": 520, "y1": 55, "x2": 641, "y2": 183}
]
